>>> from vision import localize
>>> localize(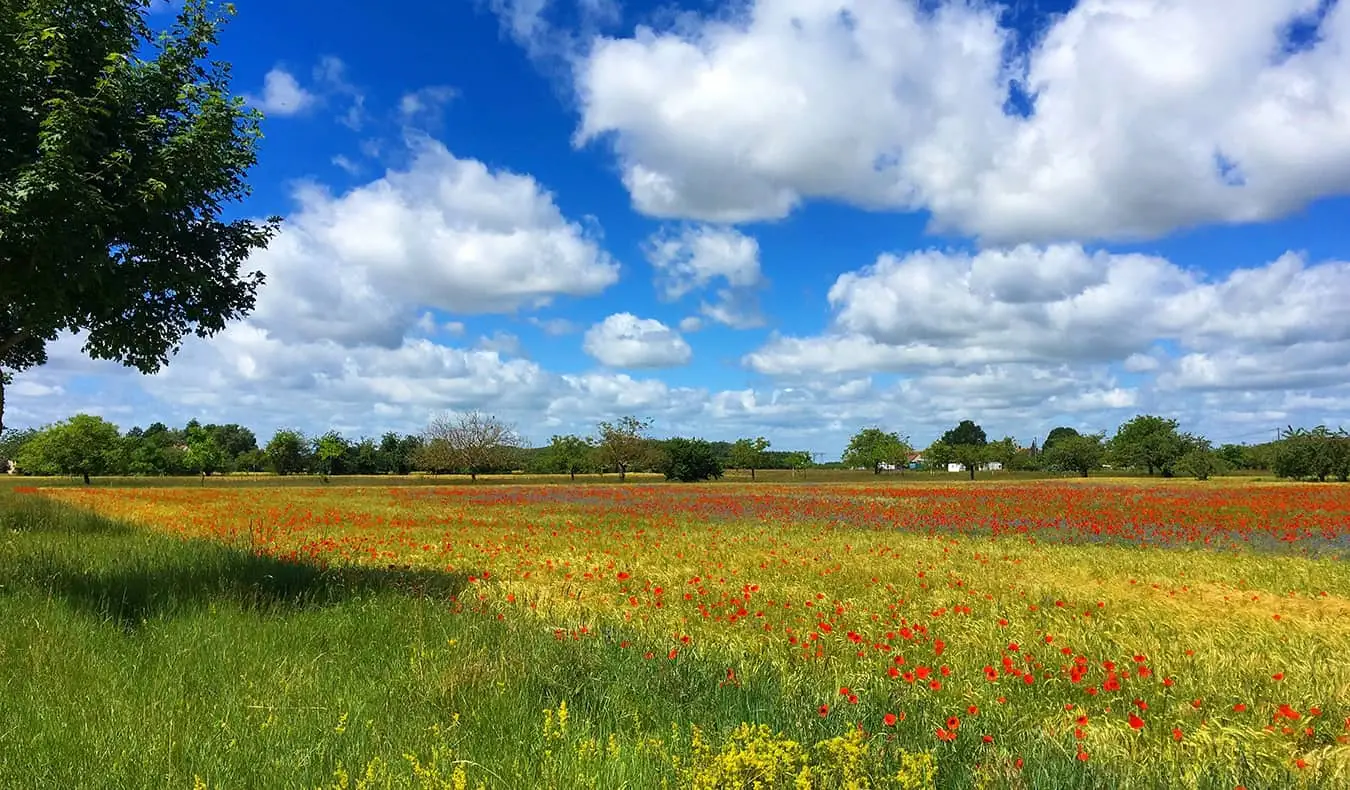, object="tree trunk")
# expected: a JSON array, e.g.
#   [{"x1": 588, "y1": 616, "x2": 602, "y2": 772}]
[
  {"x1": 873, "y1": 465, "x2": 881, "y2": 475},
  {"x1": 470, "y1": 470, "x2": 477, "y2": 481},
  {"x1": 619, "y1": 463, "x2": 626, "y2": 481},
  {"x1": 0, "y1": 370, "x2": 6, "y2": 439},
  {"x1": 569, "y1": 469, "x2": 576, "y2": 481},
  {"x1": 1080, "y1": 468, "x2": 1089, "y2": 478},
  {"x1": 82, "y1": 471, "x2": 90, "y2": 485},
  {"x1": 968, "y1": 465, "x2": 975, "y2": 481},
  {"x1": 750, "y1": 467, "x2": 756, "y2": 481}
]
